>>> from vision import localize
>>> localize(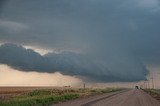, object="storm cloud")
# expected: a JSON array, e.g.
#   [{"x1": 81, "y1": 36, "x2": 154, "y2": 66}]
[
  {"x1": 0, "y1": 43, "x2": 147, "y2": 82},
  {"x1": 0, "y1": 0, "x2": 160, "y2": 82}
]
